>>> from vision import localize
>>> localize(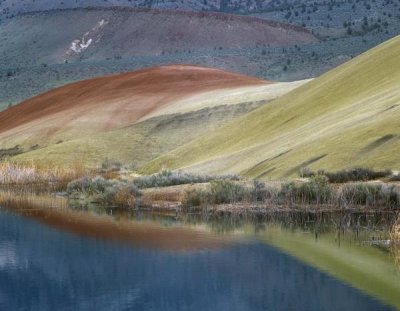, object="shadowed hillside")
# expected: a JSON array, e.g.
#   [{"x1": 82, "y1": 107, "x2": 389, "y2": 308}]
[{"x1": 142, "y1": 35, "x2": 400, "y2": 178}]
